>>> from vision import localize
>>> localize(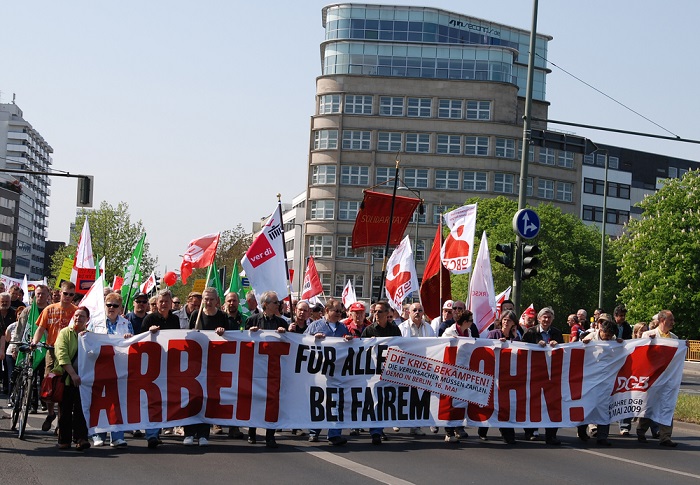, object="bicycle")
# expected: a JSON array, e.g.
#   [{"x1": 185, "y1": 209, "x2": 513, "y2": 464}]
[{"x1": 8, "y1": 341, "x2": 52, "y2": 439}]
